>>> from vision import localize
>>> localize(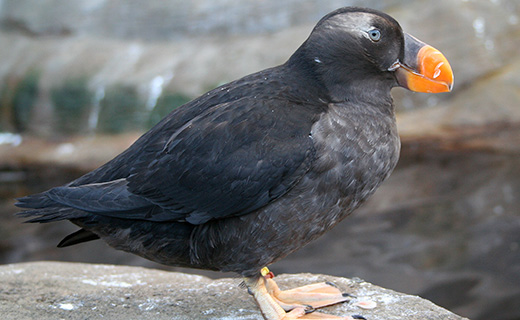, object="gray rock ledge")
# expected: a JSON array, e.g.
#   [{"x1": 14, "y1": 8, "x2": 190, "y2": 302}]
[{"x1": 0, "y1": 261, "x2": 469, "y2": 320}]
